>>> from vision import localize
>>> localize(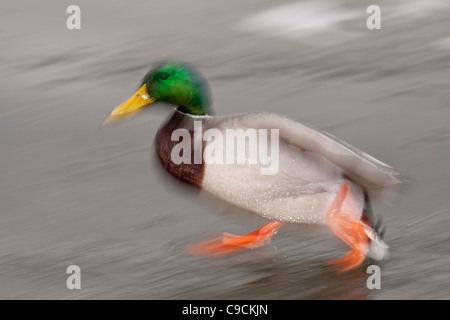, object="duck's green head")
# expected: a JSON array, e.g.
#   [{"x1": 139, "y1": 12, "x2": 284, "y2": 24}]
[{"x1": 105, "y1": 61, "x2": 212, "y2": 124}]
